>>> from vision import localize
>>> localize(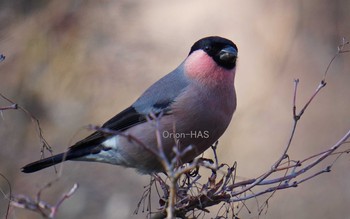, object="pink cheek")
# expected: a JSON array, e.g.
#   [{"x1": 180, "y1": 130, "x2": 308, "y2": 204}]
[{"x1": 184, "y1": 50, "x2": 217, "y2": 80}]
